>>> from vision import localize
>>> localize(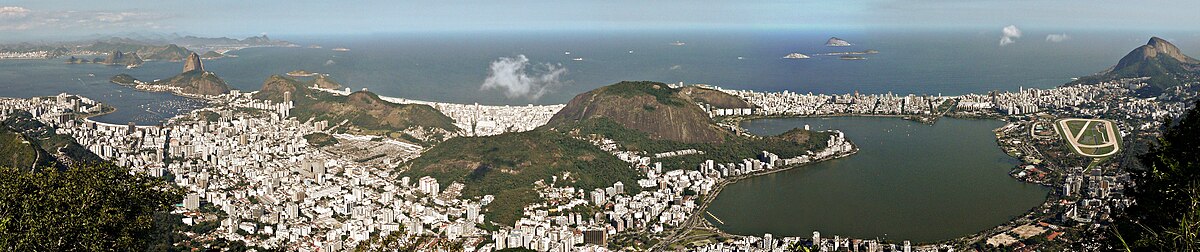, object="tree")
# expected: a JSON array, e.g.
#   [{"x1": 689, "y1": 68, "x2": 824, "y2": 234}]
[
  {"x1": 787, "y1": 241, "x2": 813, "y2": 252},
  {"x1": 1111, "y1": 101, "x2": 1200, "y2": 251},
  {"x1": 0, "y1": 162, "x2": 183, "y2": 251}
]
